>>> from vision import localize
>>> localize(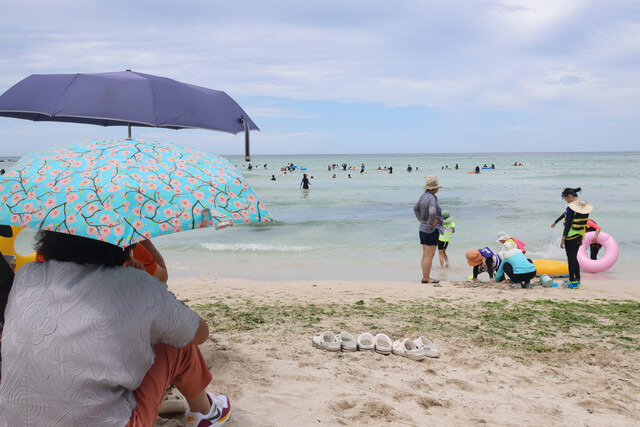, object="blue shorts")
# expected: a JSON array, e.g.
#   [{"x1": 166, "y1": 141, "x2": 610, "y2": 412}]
[{"x1": 419, "y1": 230, "x2": 439, "y2": 246}]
